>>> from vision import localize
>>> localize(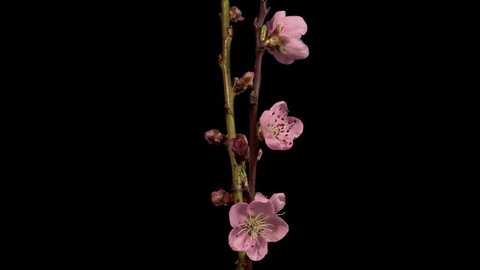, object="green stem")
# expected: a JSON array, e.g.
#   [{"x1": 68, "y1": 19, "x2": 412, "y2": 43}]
[{"x1": 219, "y1": 1, "x2": 247, "y2": 269}]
